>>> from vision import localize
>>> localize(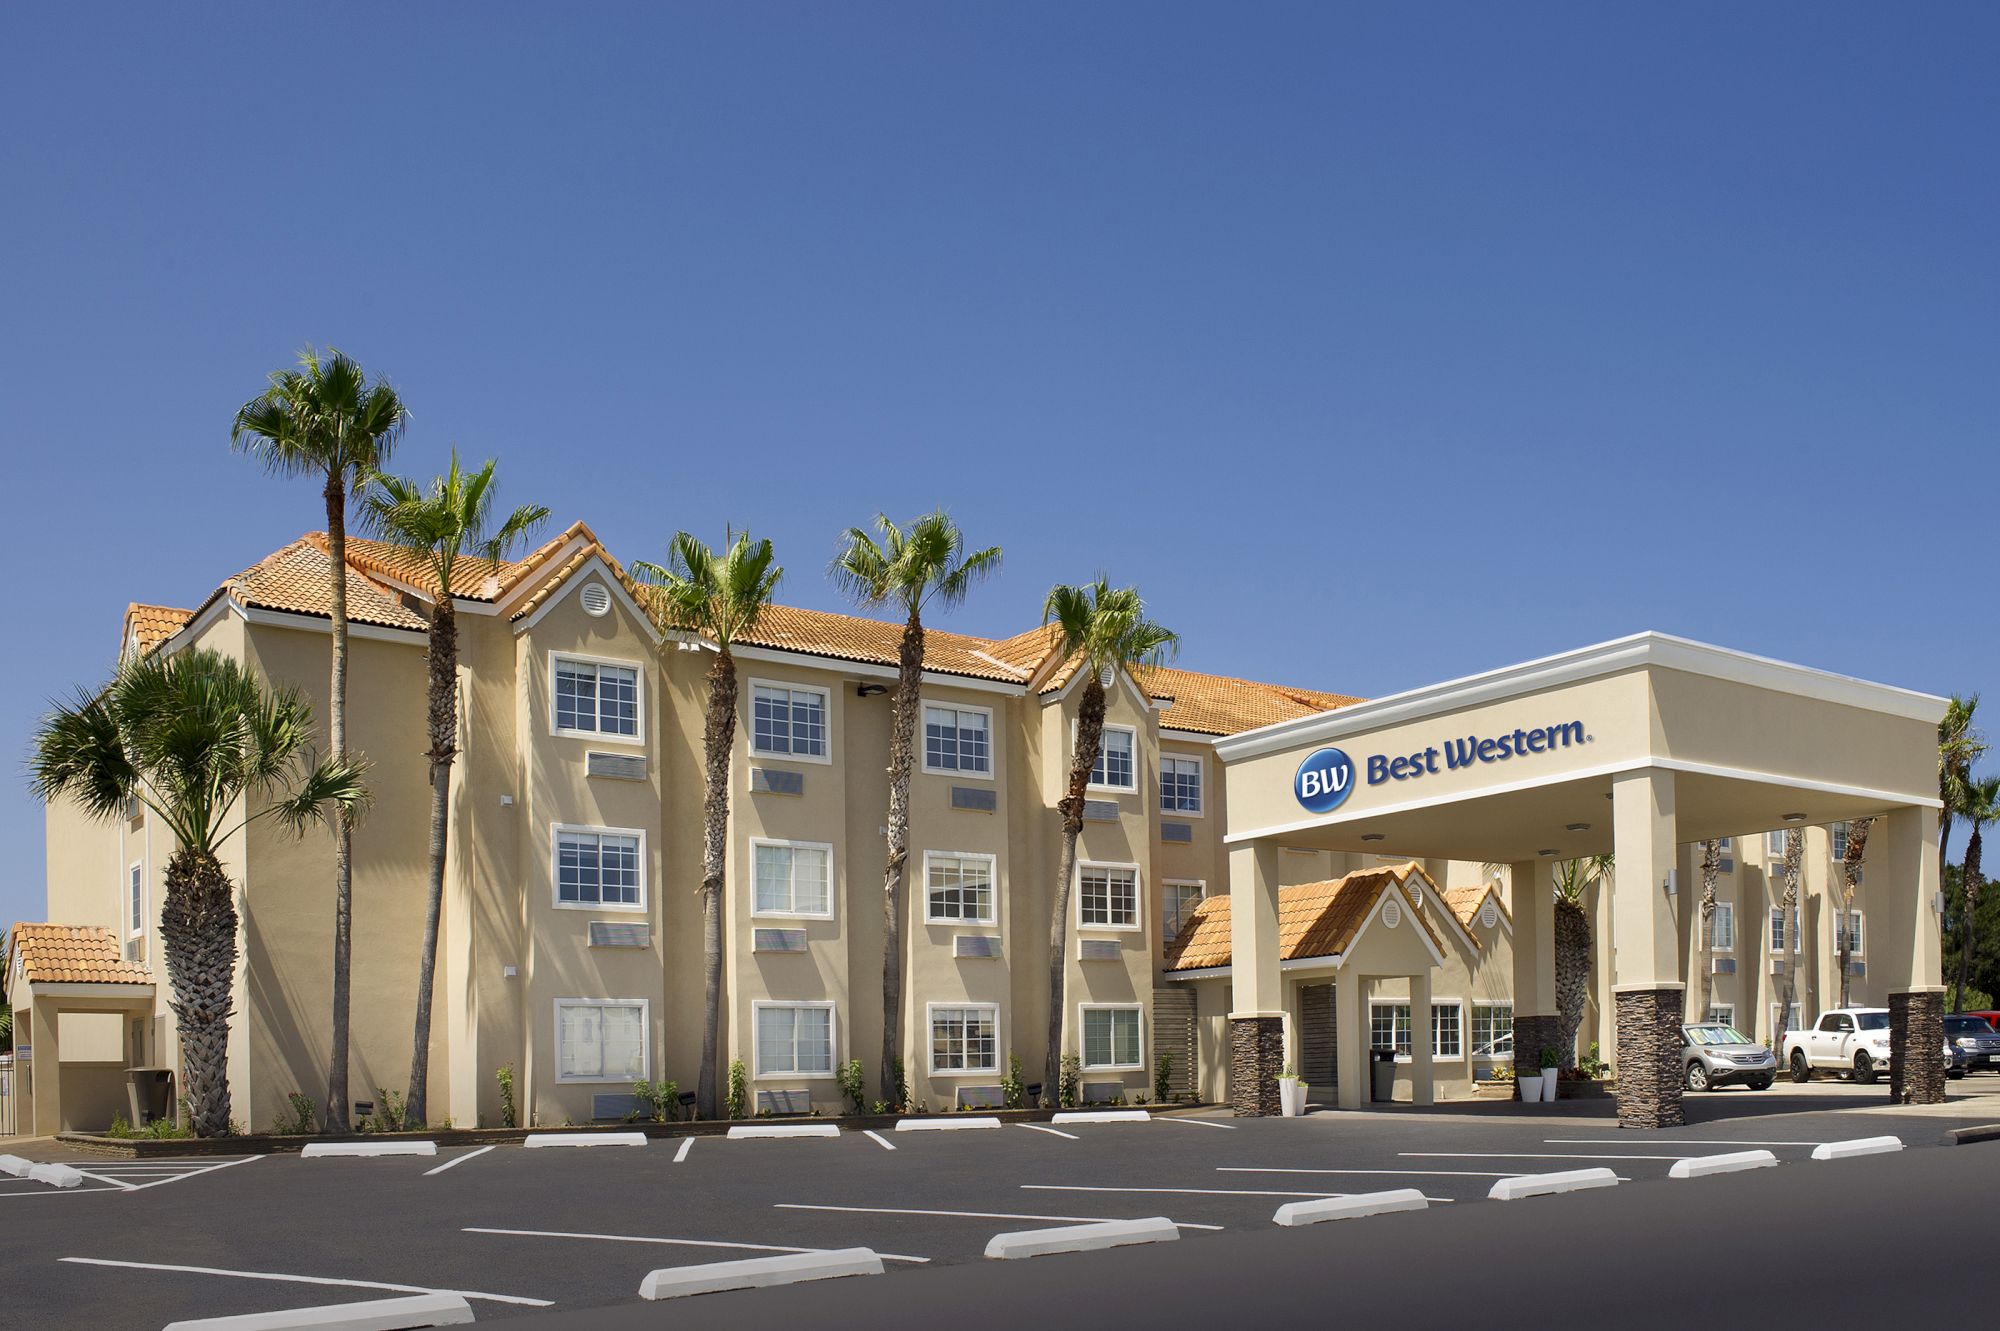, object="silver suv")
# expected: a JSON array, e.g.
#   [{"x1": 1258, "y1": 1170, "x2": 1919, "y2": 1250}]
[{"x1": 1682, "y1": 1023, "x2": 1777, "y2": 1091}]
